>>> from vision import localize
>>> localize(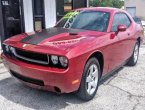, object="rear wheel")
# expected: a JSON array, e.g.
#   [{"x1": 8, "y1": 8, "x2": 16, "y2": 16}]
[
  {"x1": 76, "y1": 57, "x2": 101, "y2": 101},
  {"x1": 127, "y1": 41, "x2": 140, "y2": 66}
]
